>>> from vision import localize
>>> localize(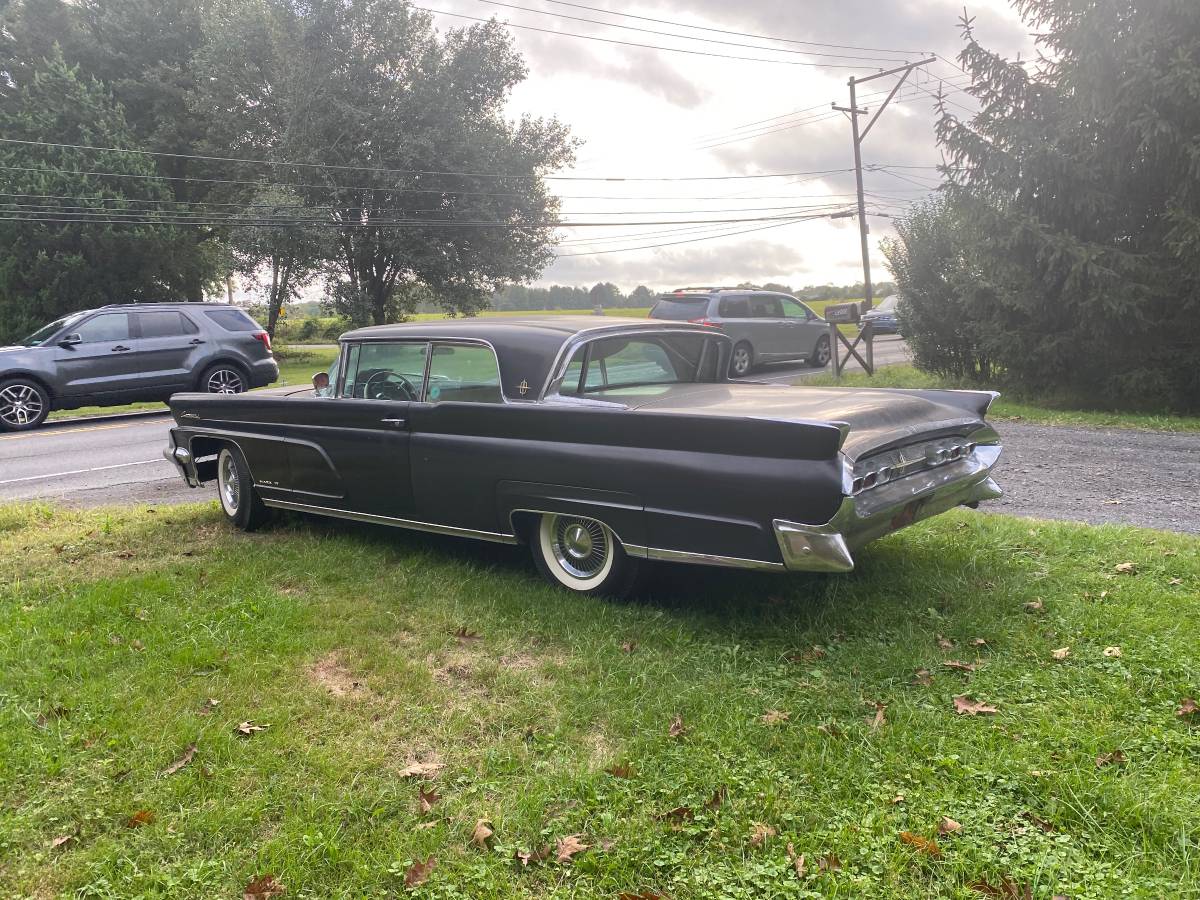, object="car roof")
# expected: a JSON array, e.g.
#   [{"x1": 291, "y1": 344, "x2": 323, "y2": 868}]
[{"x1": 339, "y1": 316, "x2": 713, "y2": 400}]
